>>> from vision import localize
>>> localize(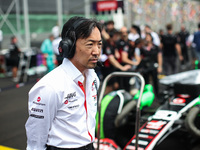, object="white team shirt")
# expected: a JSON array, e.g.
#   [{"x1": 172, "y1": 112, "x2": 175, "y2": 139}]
[
  {"x1": 151, "y1": 31, "x2": 160, "y2": 46},
  {"x1": 25, "y1": 58, "x2": 99, "y2": 150}
]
